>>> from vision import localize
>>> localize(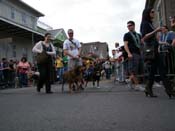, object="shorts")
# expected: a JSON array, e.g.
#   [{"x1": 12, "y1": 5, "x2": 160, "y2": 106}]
[{"x1": 127, "y1": 53, "x2": 141, "y2": 75}]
